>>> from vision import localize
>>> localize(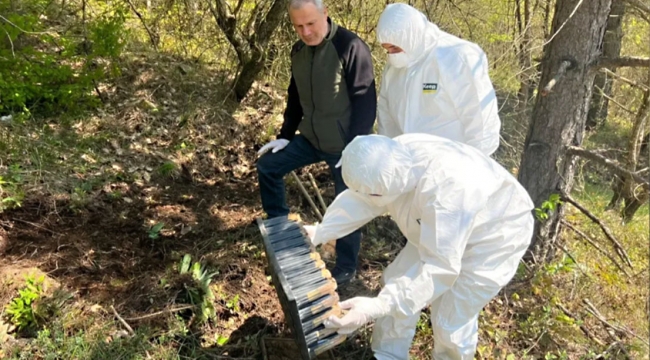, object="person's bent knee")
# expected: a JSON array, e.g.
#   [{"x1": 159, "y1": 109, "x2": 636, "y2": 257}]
[
  {"x1": 432, "y1": 318, "x2": 479, "y2": 351},
  {"x1": 256, "y1": 153, "x2": 278, "y2": 177}
]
